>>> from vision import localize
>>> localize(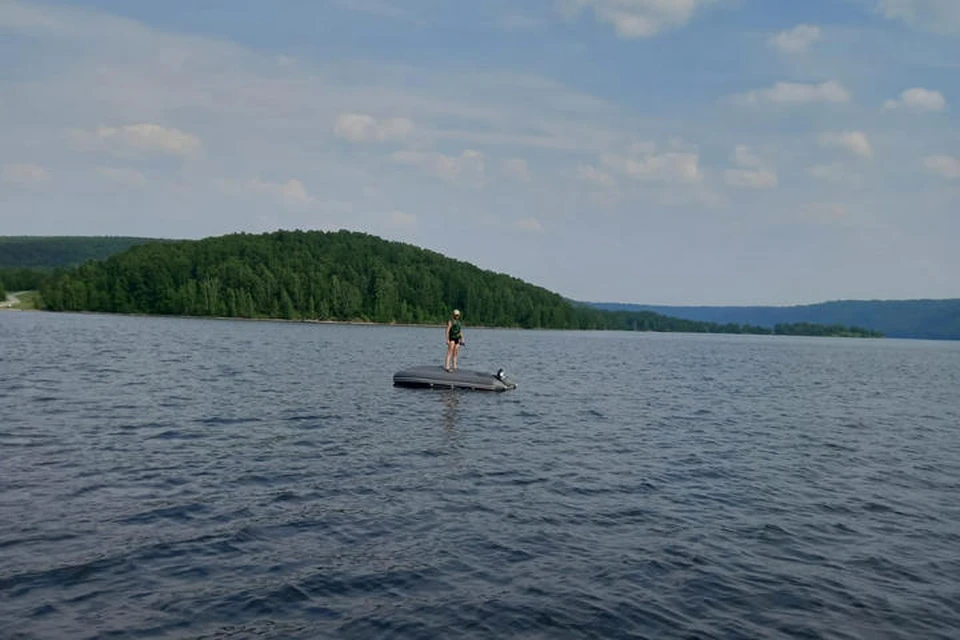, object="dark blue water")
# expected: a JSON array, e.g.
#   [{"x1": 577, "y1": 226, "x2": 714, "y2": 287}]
[{"x1": 2, "y1": 312, "x2": 959, "y2": 639}]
